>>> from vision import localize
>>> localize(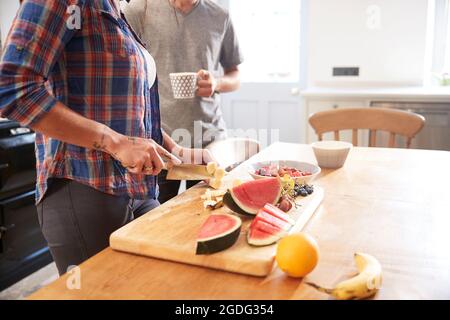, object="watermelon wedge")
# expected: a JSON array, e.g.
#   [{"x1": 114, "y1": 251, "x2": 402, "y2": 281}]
[
  {"x1": 251, "y1": 209, "x2": 292, "y2": 231},
  {"x1": 196, "y1": 213, "x2": 241, "y2": 255},
  {"x1": 224, "y1": 177, "x2": 282, "y2": 215},
  {"x1": 263, "y1": 203, "x2": 295, "y2": 225},
  {"x1": 251, "y1": 219, "x2": 286, "y2": 236},
  {"x1": 247, "y1": 205, "x2": 295, "y2": 246},
  {"x1": 247, "y1": 226, "x2": 281, "y2": 247}
]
